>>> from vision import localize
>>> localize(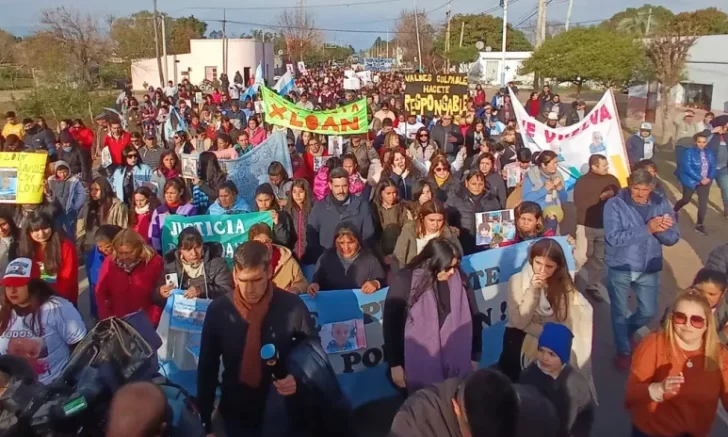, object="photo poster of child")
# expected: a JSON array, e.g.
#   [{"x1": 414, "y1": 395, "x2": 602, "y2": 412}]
[
  {"x1": 327, "y1": 136, "x2": 344, "y2": 157},
  {"x1": 505, "y1": 165, "x2": 524, "y2": 188},
  {"x1": 181, "y1": 154, "x2": 198, "y2": 179},
  {"x1": 313, "y1": 156, "x2": 331, "y2": 172},
  {"x1": 0, "y1": 169, "x2": 18, "y2": 202},
  {"x1": 320, "y1": 319, "x2": 366, "y2": 354},
  {"x1": 475, "y1": 209, "x2": 516, "y2": 246}
]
